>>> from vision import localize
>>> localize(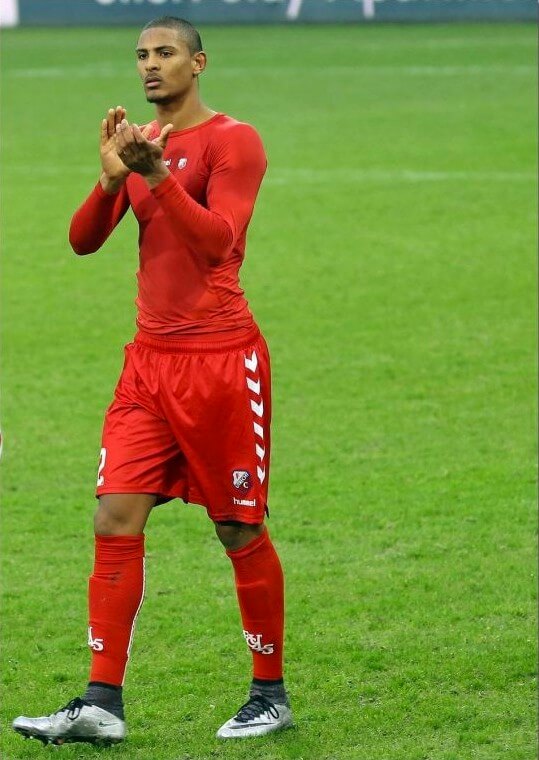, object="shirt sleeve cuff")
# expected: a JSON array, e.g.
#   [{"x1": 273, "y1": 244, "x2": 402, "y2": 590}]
[
  {"x1": 93, "y1": 180, "x2": 109, "y2": 199},
  {"x1": 150, "y1": 173, "x2": 178, "y2": 198}
]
